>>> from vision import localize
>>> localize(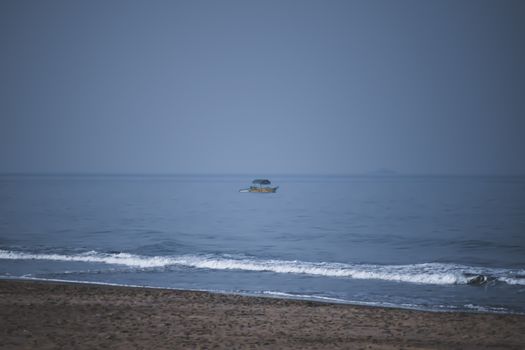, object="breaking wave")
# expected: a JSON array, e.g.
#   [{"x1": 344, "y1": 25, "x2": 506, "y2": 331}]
[{"x1": 1, "y1": 249, "x2": 524, "y2": 286}]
